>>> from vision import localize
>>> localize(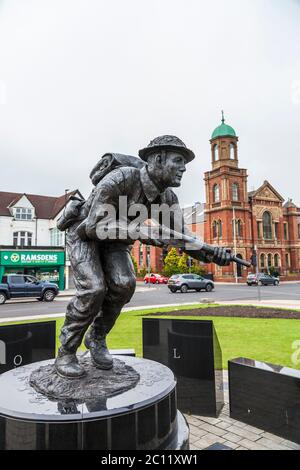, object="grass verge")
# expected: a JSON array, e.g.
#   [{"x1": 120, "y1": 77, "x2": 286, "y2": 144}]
[{"x1": 1, "y1": 303, "x2": 300, "y2": 370}]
